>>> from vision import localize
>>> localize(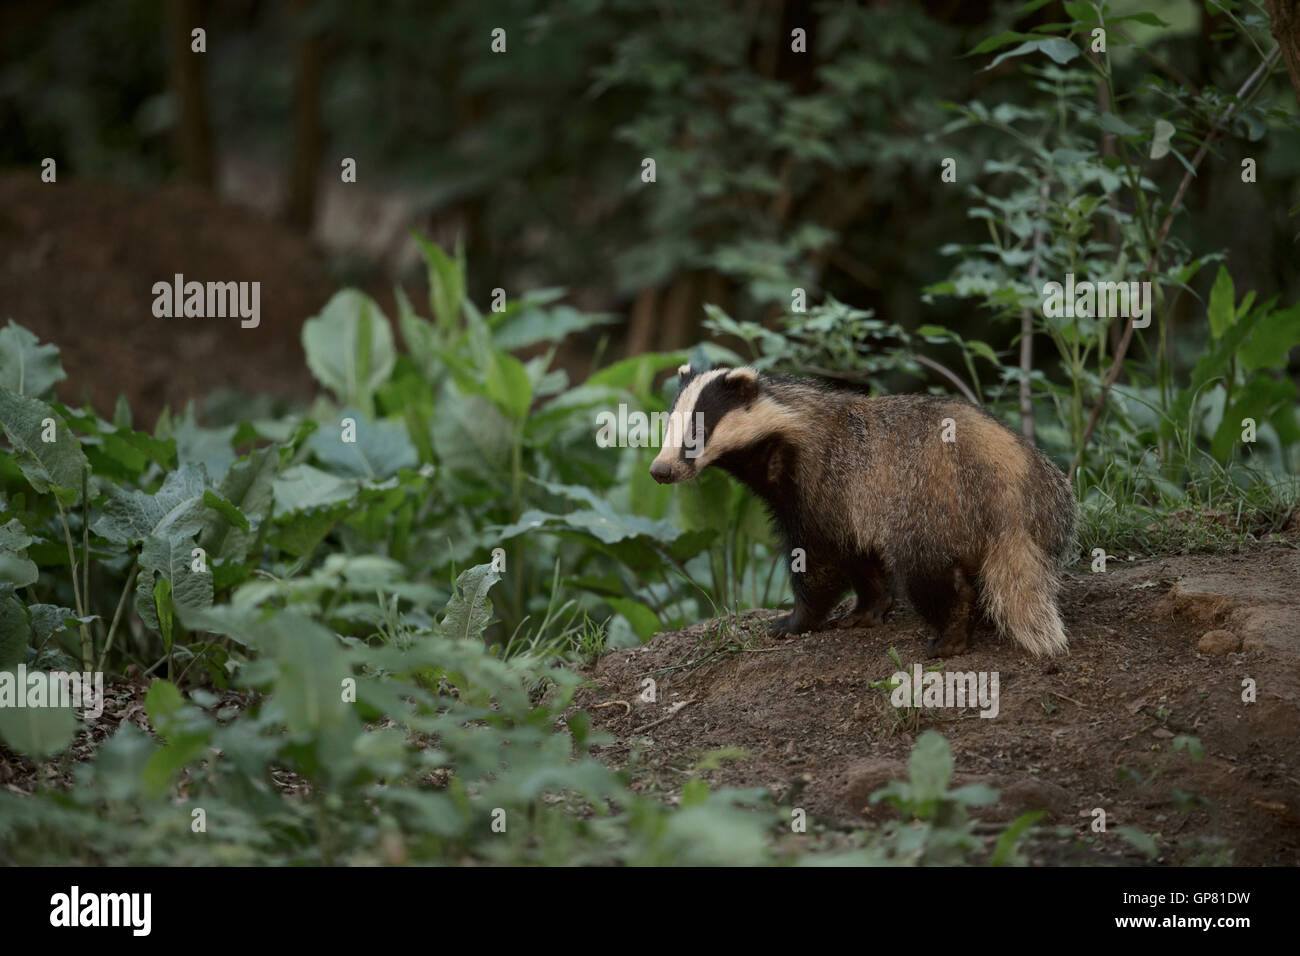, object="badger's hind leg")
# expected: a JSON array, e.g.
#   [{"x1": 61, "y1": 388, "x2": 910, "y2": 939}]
[
  {"x1": 770, "y1": 559, "x2": 848, "y2": 636},
  {"x1": 909, "y1": 565, "x2": 977, "y2": 657},
  {"x1": 833, "y1": 553, "x2": 893, "y2": 628}
]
